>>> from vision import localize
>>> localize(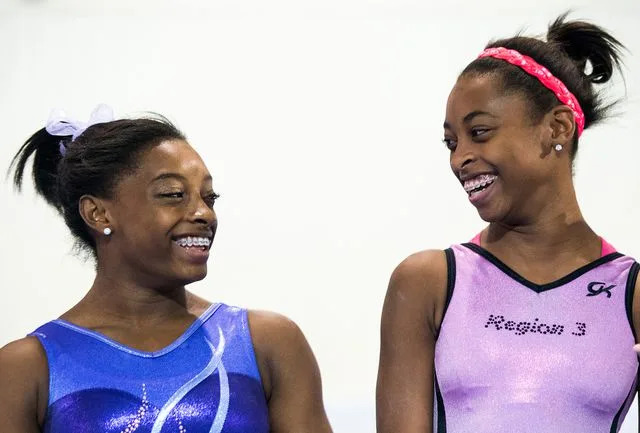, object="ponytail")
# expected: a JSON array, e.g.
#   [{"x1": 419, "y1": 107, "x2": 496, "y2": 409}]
[{"x1": 10, "y1": 128, "x2": 69, "y2": 211}]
